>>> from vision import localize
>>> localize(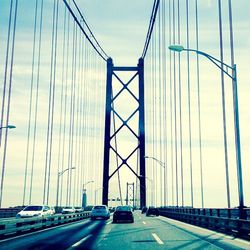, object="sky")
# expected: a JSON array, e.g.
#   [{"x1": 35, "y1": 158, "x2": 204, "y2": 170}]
[{"x1": 0, "y1": 0, "x2": 249, "y2": 209}]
